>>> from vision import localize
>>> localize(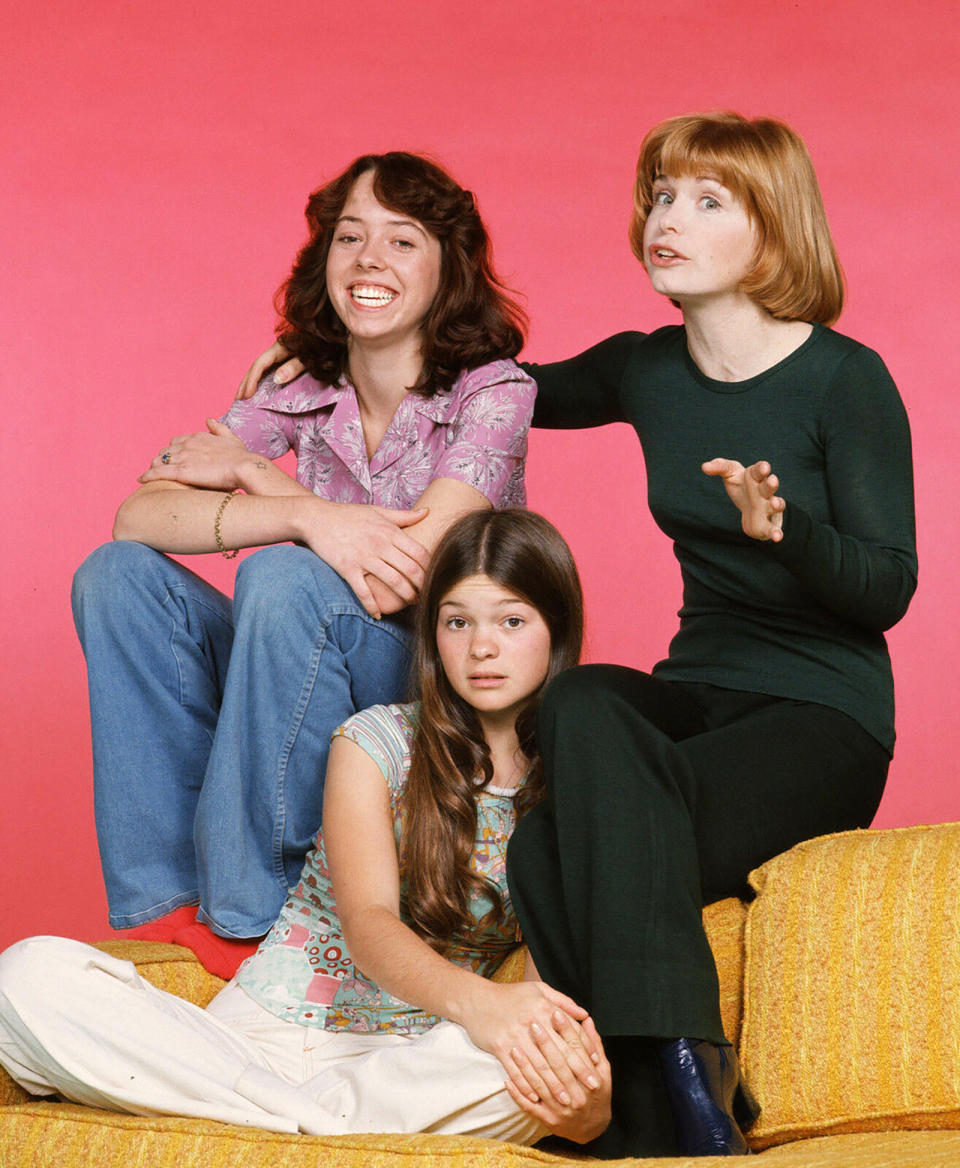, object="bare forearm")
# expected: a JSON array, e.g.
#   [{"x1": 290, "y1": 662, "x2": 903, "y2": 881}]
[
  {"x1": 233, "y1": 454, "x2": 313, "y2": 498},
  {"x1": 343, "y1": 905, "x2": 487, "y2": 1024},
  {"x1": 113, "y1": 482, "x2": 314, "y2": 553},
  {"x1": 402, "y1": 478, "x2": 490, "y2": 557},
  {"x1": 368, "y1": 478, "x2": 492, "y2": 615}
]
